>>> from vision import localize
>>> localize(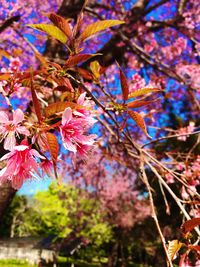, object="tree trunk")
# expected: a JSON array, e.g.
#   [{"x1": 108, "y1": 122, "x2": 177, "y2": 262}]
[{"x1": 0, "y1": 181, "x2": 16, "y2": 221}]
